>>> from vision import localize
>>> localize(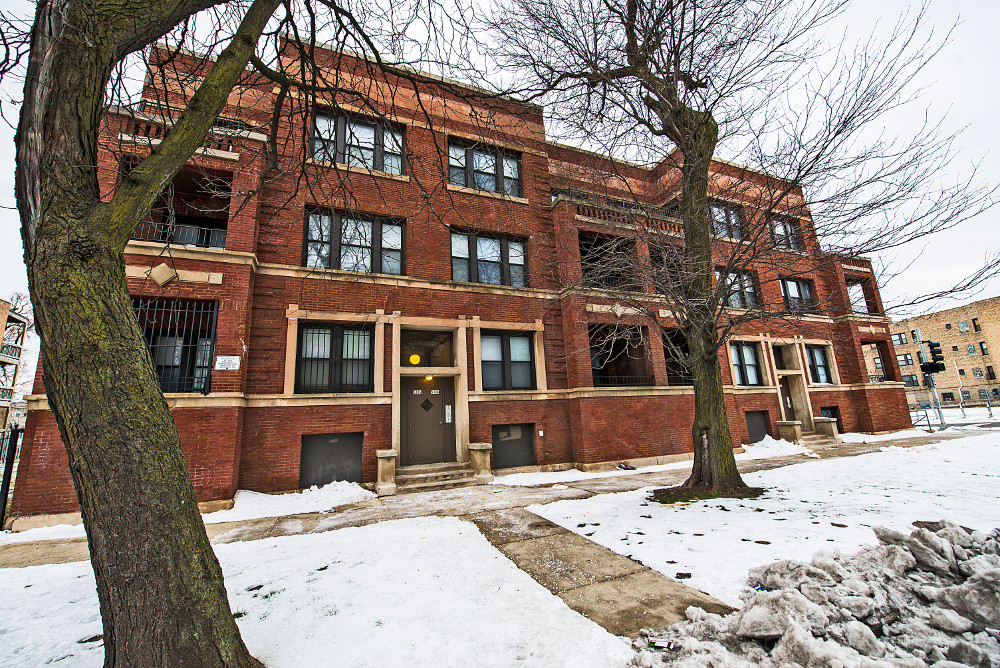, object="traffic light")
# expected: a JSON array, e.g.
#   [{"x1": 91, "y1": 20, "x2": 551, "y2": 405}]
[{"x1": 920, "y1": 341, "x2": 946, "y2": 374}]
